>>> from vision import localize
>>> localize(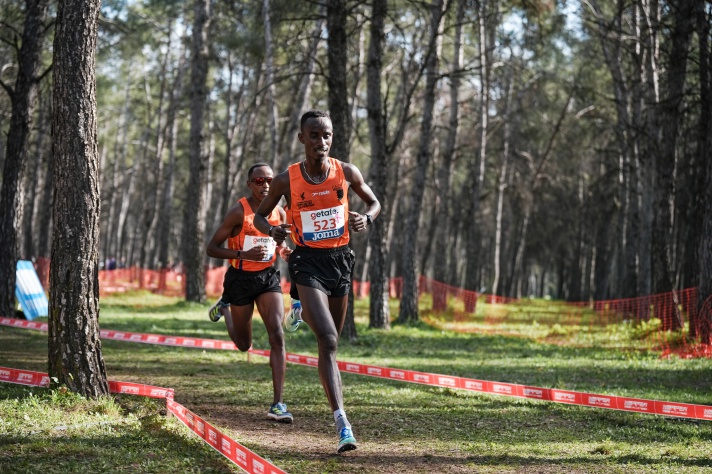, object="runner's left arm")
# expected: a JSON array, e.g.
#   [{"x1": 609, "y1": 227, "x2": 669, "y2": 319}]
[{"x1": 343, "y1": 162, "x2": 381, "y2": 233}]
